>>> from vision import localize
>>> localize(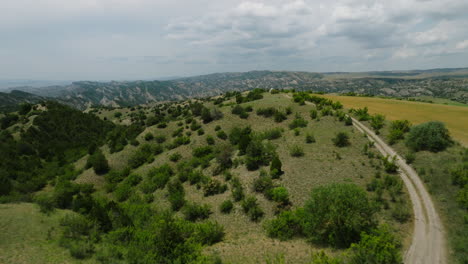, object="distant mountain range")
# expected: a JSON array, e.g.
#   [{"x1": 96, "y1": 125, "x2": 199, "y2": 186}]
[{"x1": 1, "y1": 68, "x2": 467, "y2": 111}]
